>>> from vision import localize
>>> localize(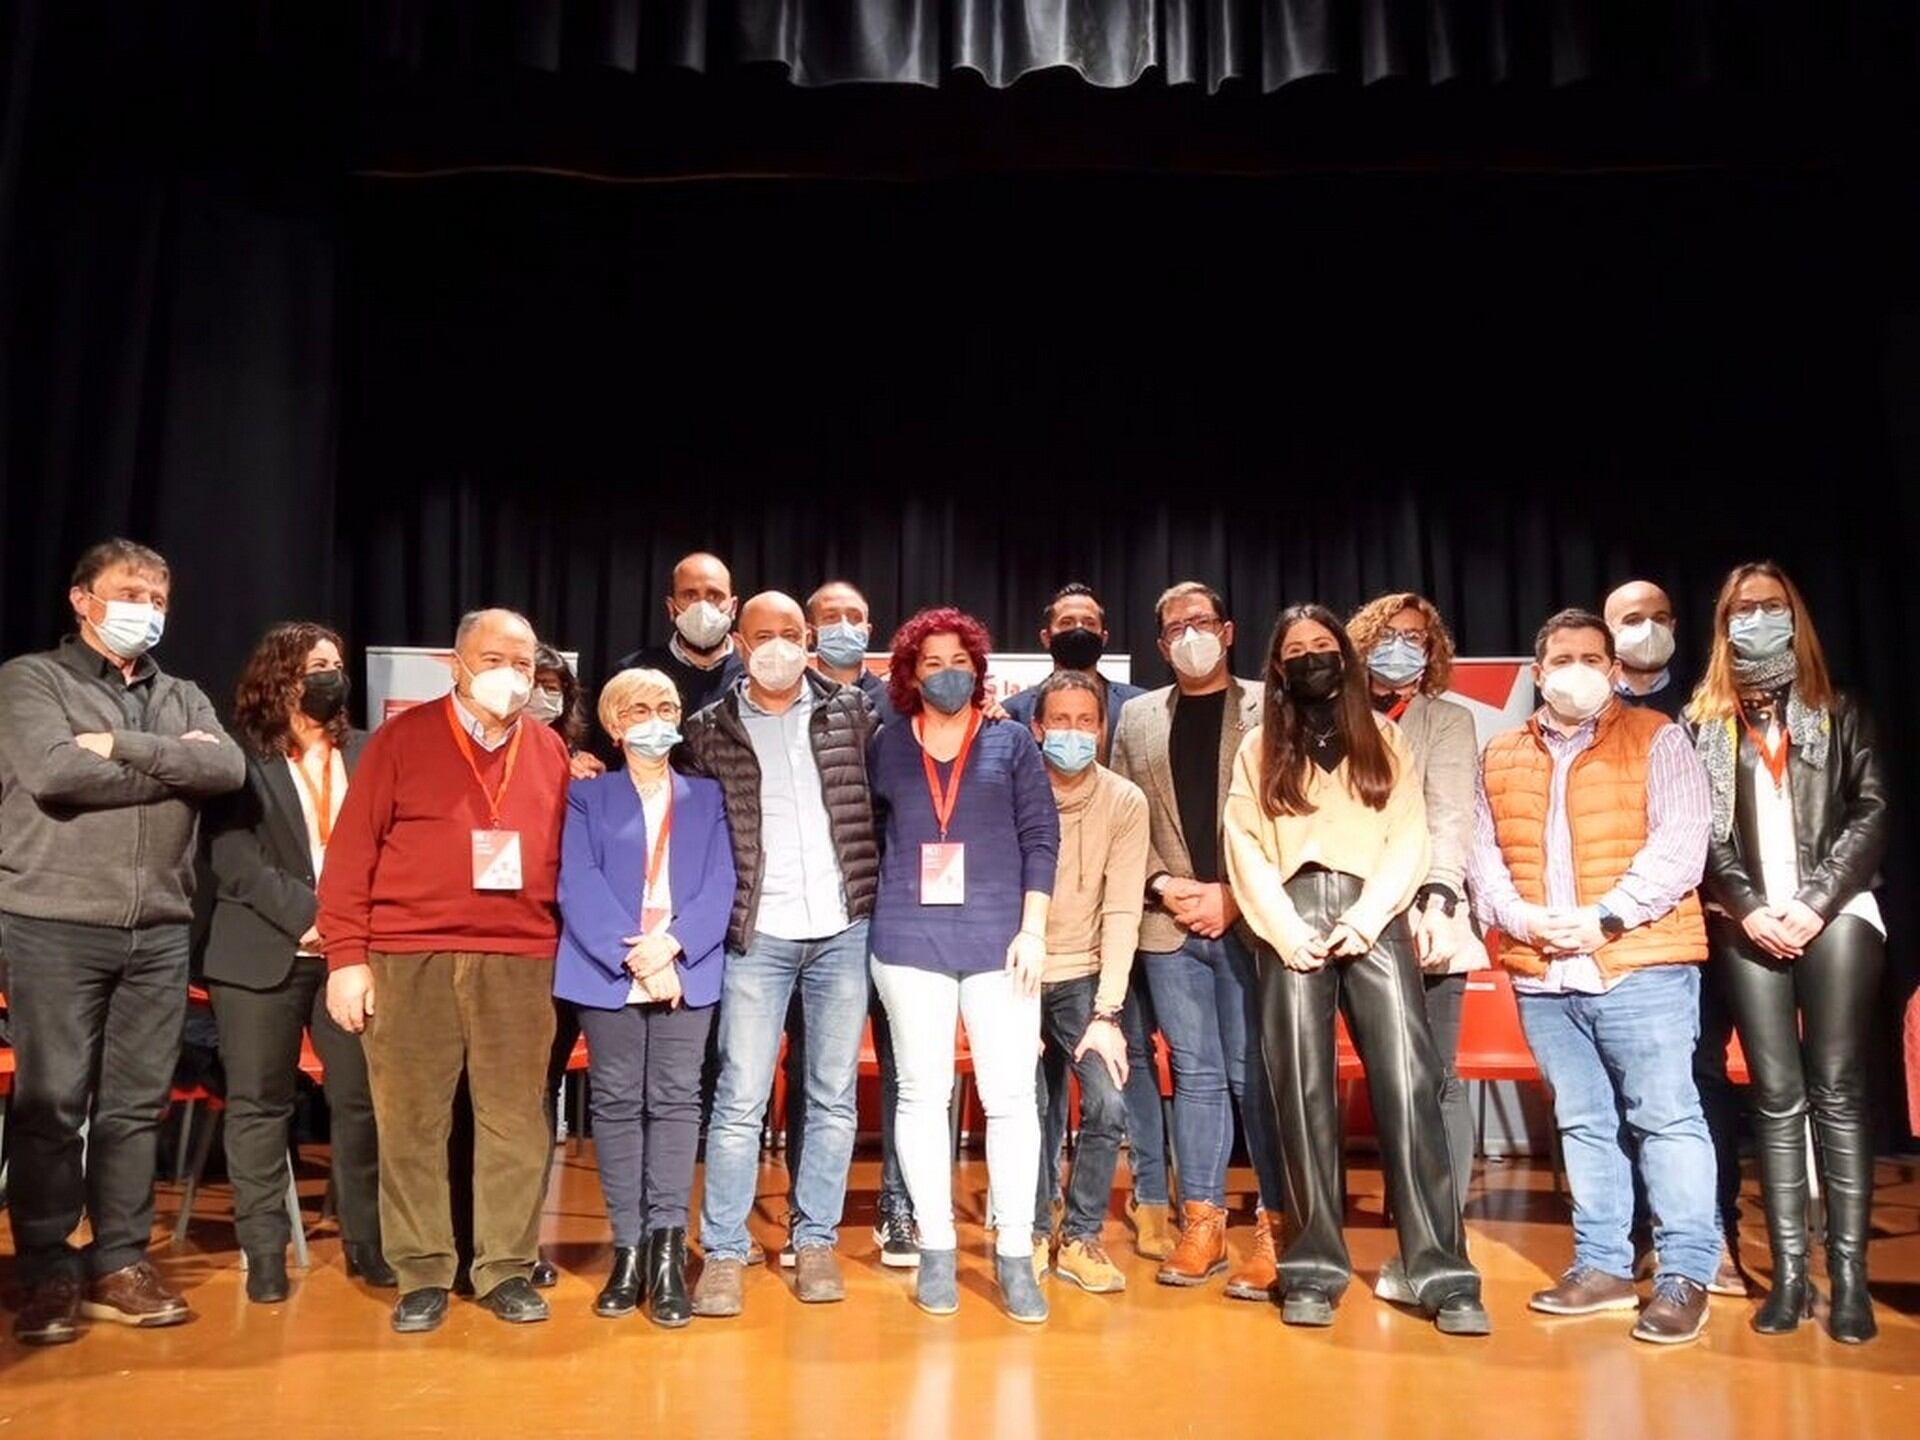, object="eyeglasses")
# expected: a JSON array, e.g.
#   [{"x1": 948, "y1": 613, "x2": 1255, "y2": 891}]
[
  {"x1": 1729, "y1": 599, "x2": 1791, "y2": 619},
  {"x1": 614, "y1": 702, "x2": 680, "y2": 723},
  {"x1": 1159, "y1": 618, "x2": 1226, "y2": 644},
  {"x1": 1381, "y1": 629, "x2": 1430, "y2": 652}
]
